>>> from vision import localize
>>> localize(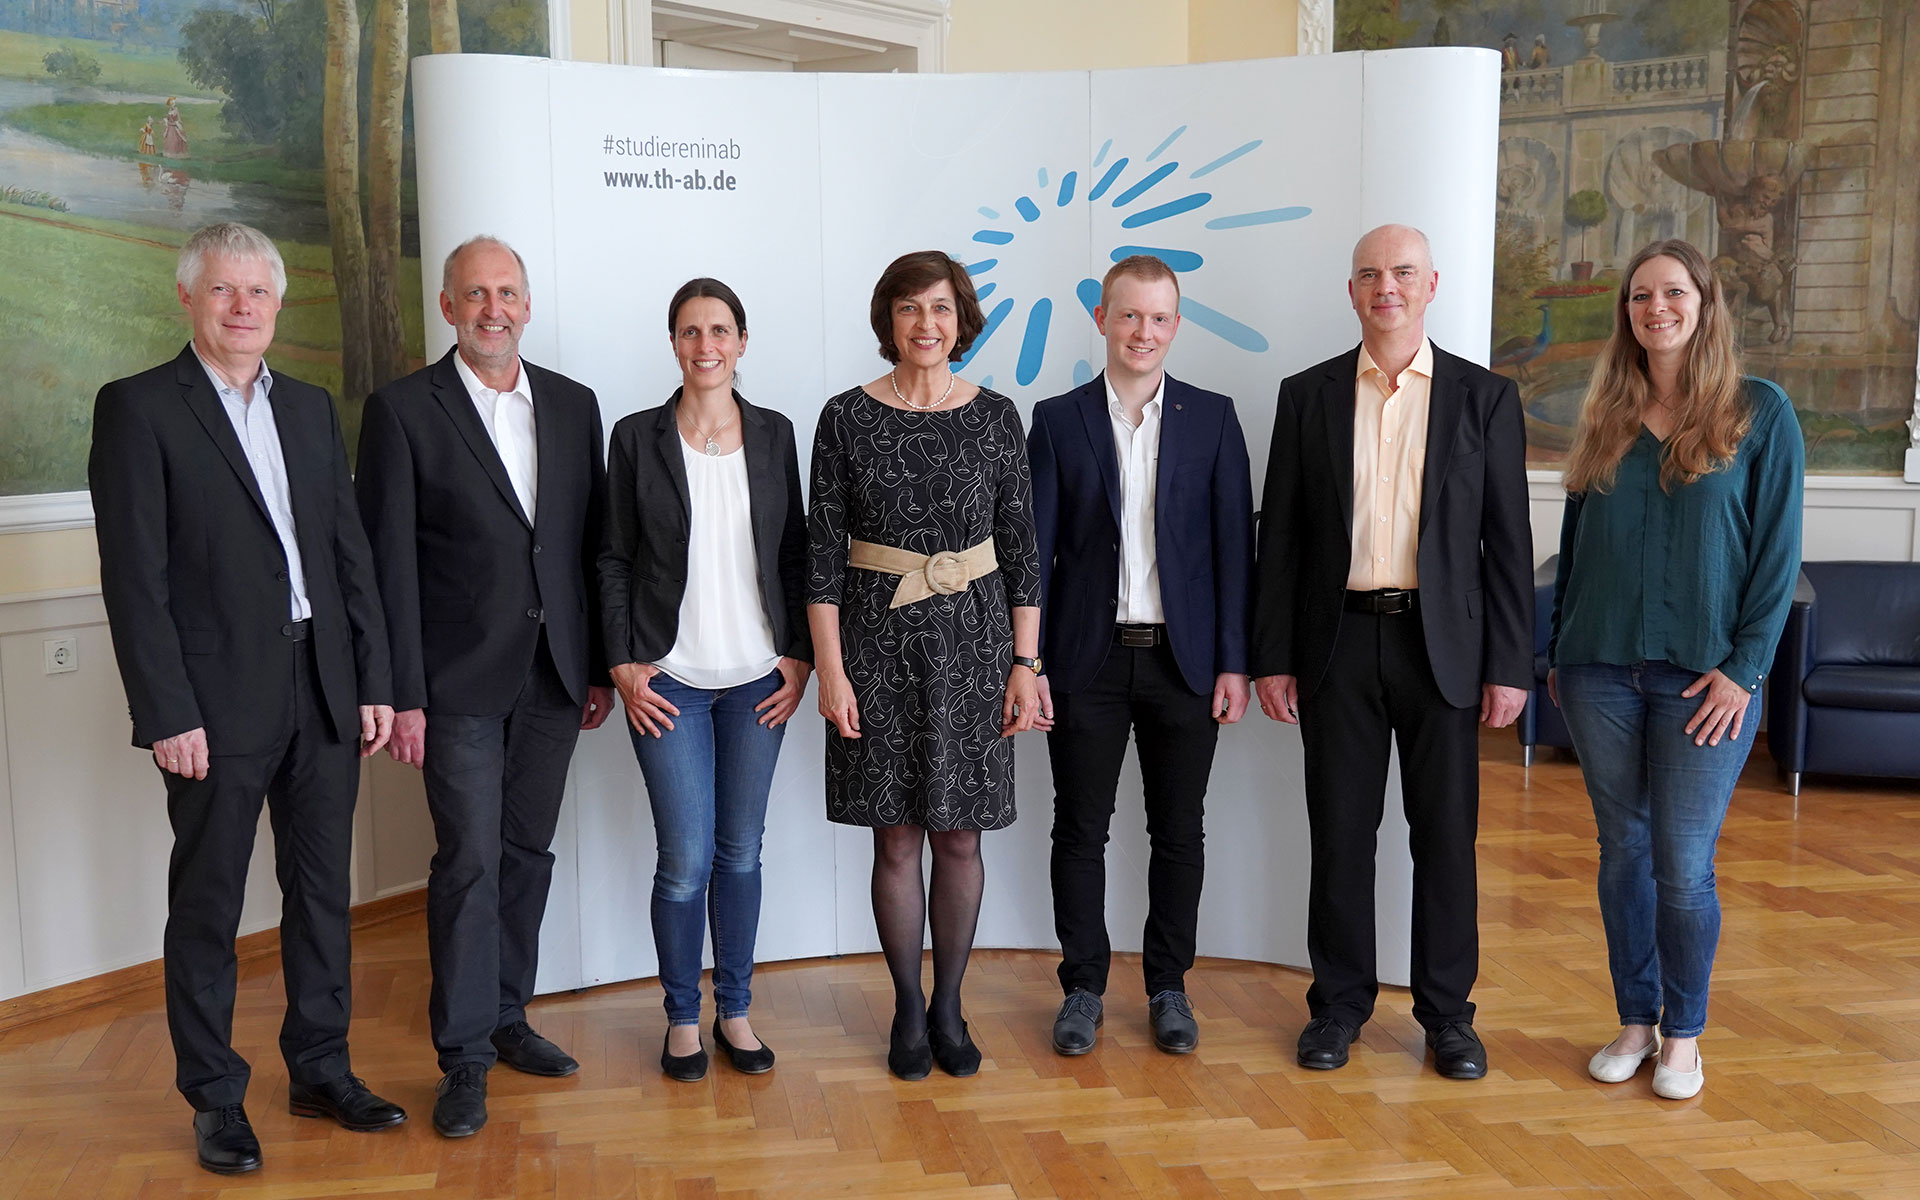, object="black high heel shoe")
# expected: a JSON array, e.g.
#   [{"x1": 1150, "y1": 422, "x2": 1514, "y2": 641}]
[
  {"x1": 887, "y1": 1016, "x2": 932, "y2": 1081},
  {"x1": 927, "y1": 1011, "x2": 982, "y2": 1077},
  {"x1": 660, "y1": 1031, "x2": 708, "y2": 1082},
  {"x1": 712, "y1": 1017, "x2": 776, "y2": 1074}
]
